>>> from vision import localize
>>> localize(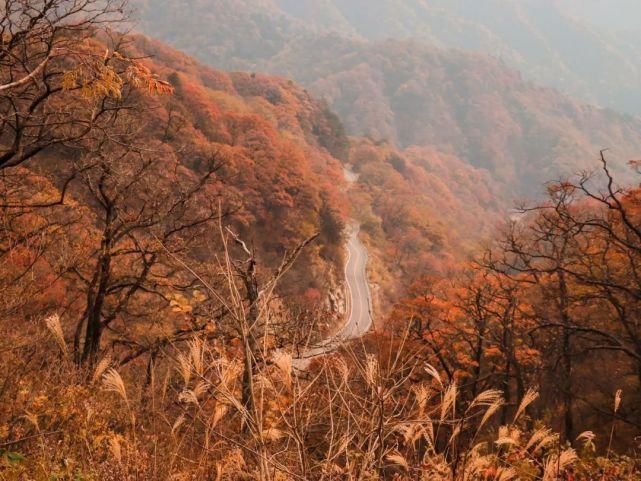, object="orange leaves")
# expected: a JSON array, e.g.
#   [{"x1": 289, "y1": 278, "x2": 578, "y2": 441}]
[
  {"x1": 389, "y1": 266, "x2": 544, "y2": 393},
  {"x1": 118, "y1": 55, "x2": 174, "y2": 96},
  {"x1": 113, "y1": 35, "x2": 348, "y2": 300},
  {"x1": 62, "y1": 48, "x2": 174, "y2": 100}
]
